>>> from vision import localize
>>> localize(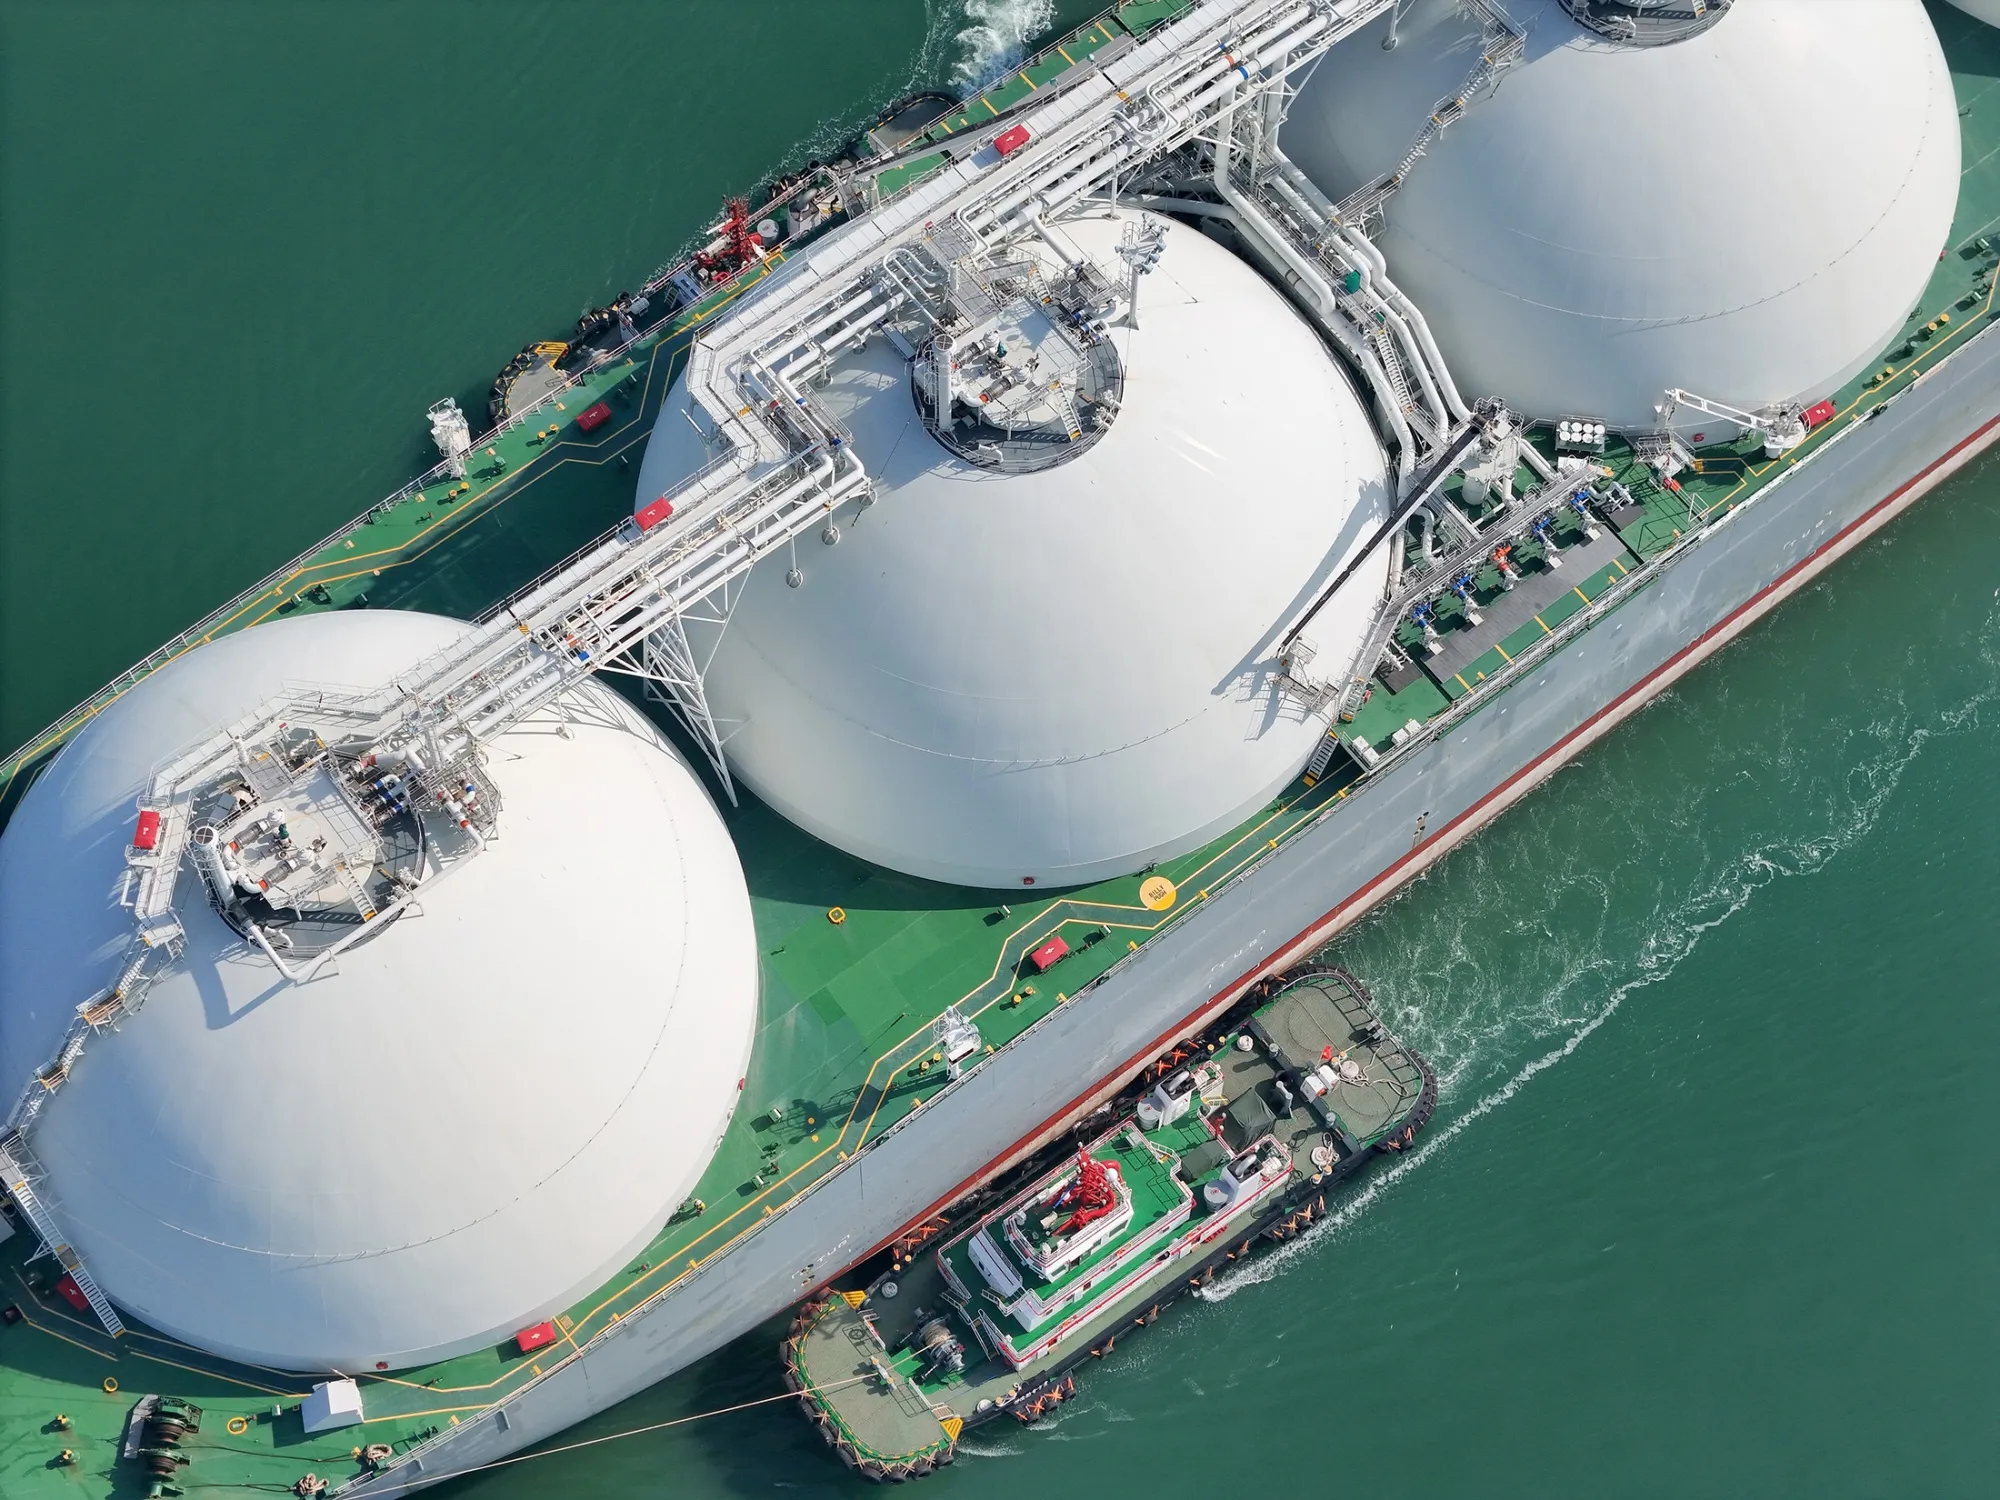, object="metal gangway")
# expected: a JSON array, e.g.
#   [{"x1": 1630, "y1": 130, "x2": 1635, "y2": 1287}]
[
  {"x1": 174, "y1": 0, "x2": 1418, "y2": 805},
  {"x1": 1, "y1": 0, "x2": 1427, "y2": 1336},
  {"x1": 1333, "y1": 0, "x2": 1527, "y2": 228}
]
